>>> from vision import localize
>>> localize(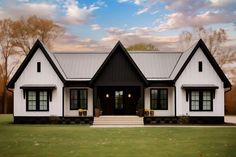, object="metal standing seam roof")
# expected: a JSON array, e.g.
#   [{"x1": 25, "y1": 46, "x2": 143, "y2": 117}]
[
  {"x1": 170, "y1": 41, "x2": 198, "y2": 80},
  {"x1": 52, "y1": 52, "x2": 183, "y2": 80}
]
